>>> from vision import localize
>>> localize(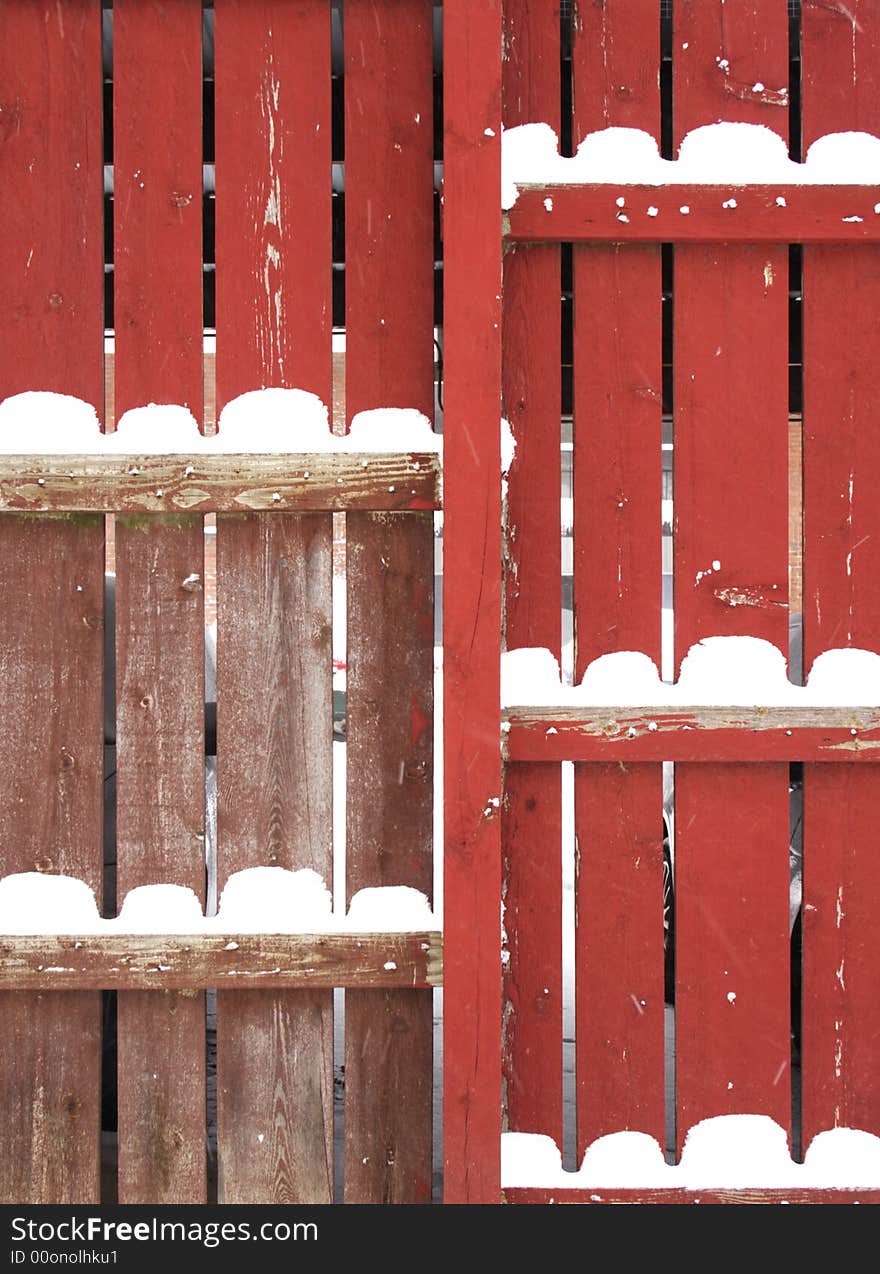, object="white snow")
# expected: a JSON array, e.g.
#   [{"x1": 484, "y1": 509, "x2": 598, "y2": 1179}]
[
  {"x1": 0, "y1": 872, "x2": 103, "y2": 934},
  {"x1": 115, "y1": 883, "x2": 204, "y2": 933},
  {"x1": 345, "y1": 885, "x2": 435, "y2": 932},
  {"x1": 0, "y1": 868, "x2": 436, "y2": 935},
  {"x1": 502, "y1": 636, "x2": 880, "y2": 708},
  {"x1": 0, "y1": 391, "x2": 441, "y2": 456},
  {"x1": 502, "y1": 1116, "x2": 880, "y2": 1190},
  {"x1": 501, "y1": 121, "x2": 880, "y2": 209}
]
